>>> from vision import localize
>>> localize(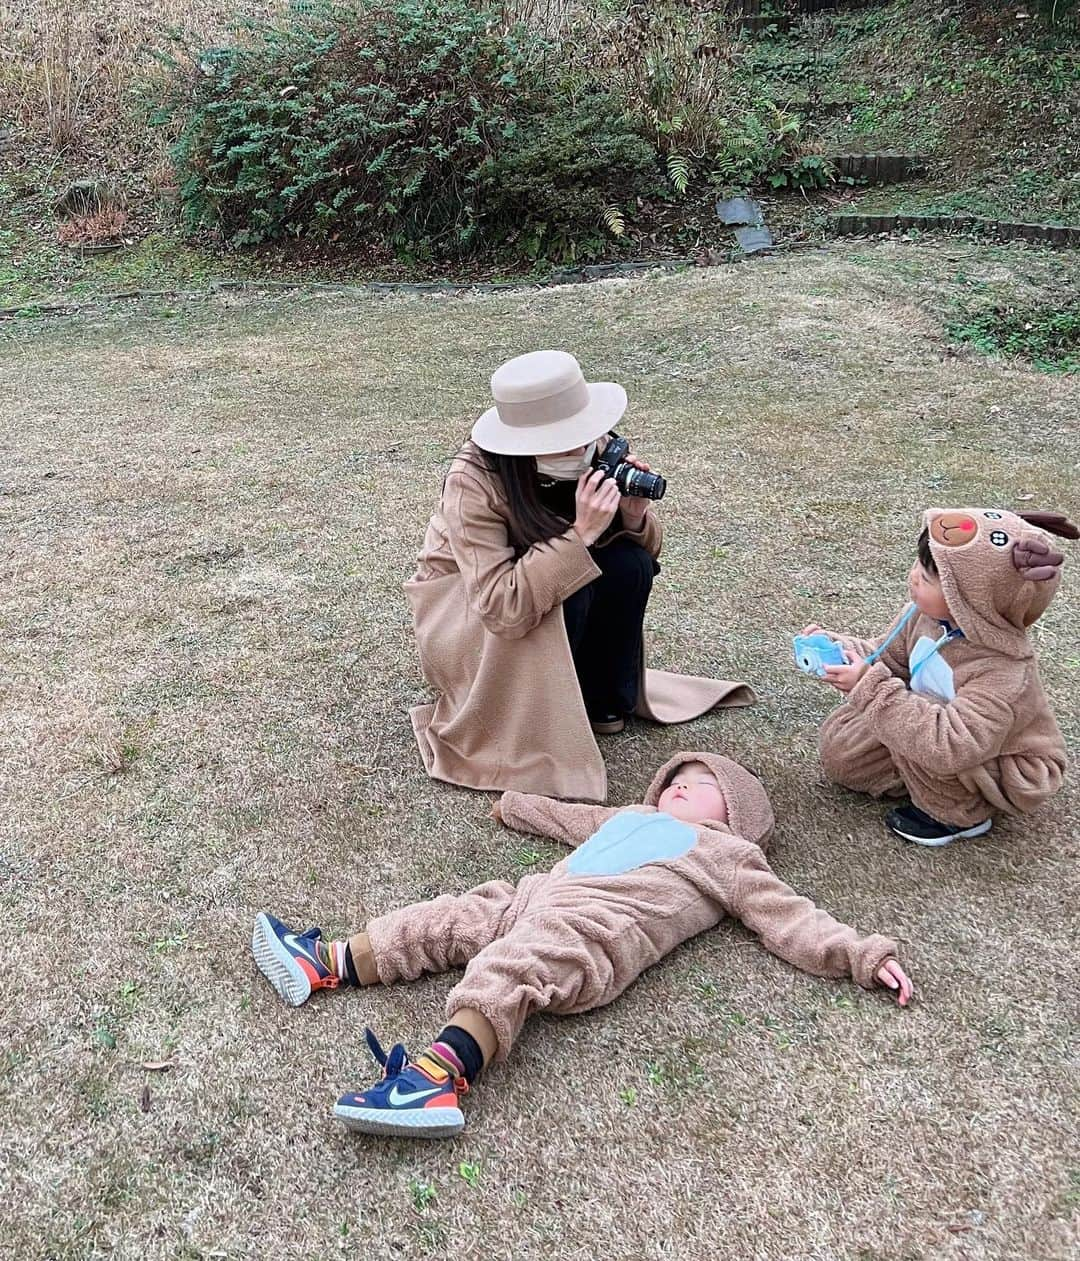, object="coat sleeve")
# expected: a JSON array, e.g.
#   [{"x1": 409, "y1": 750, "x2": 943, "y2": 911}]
[
  {"x1": 727, "y1": 846, "x2": 898, "y2": 989},
  {"x1": 497, "y1": 791, "x2": 623, "y2": 847},
  {"x1": 442, "y1": 472, "x2": 600, "y2": 640},
  {"x1": 598, "y1": 508, "x2": 662, "y2": 560},
  {"x1": 846, "y1": 658, "x2": 1024, "y2": 773}
]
